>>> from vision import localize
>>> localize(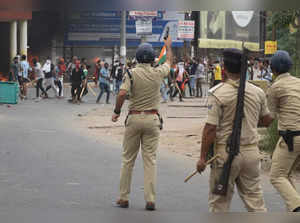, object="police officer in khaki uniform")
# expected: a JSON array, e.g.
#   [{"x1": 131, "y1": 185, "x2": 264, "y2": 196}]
[
  {"x1": 196, "y1": 49, "x2": 273, "y2": 212},
  {"x1": 111, "y1": 37, "x2": 173, "y2": 211},
  {"x1": 267, "y1": 51, "x2": 300, "y2": 212}
]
